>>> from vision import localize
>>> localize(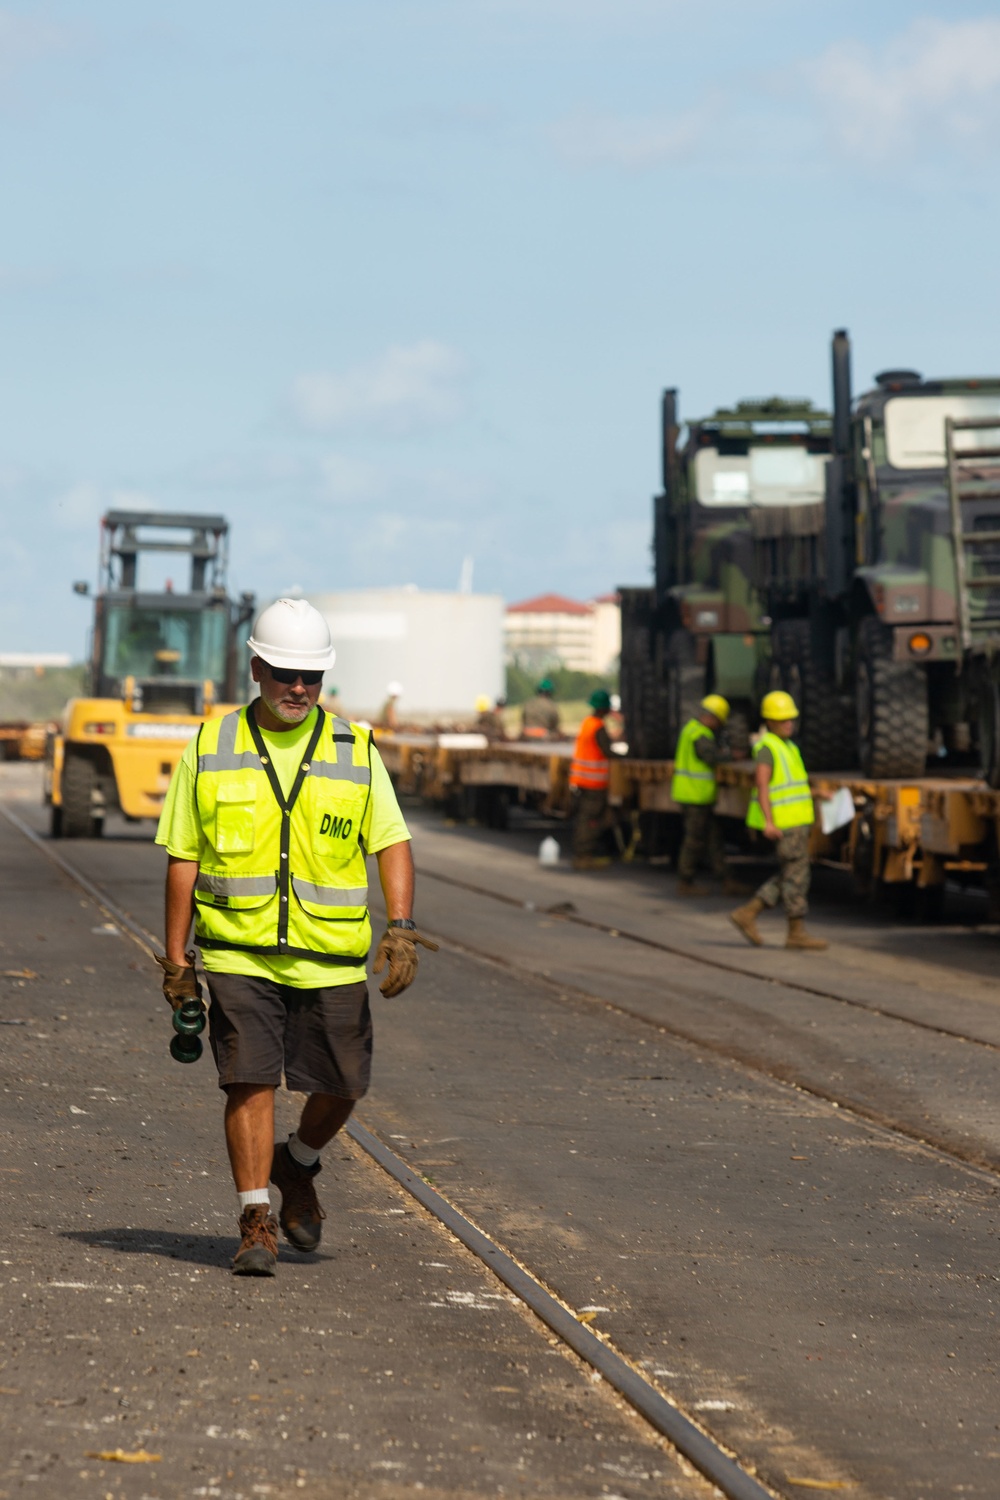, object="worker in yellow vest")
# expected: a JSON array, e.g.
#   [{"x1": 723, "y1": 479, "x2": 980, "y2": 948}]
[
  {"x1": 153, "y1": 599, "x2": 438, "y2": 1277},
  {"x1": 569, "y1": 688, "x2": 614, "y2": 870},
  {"x1": 670, "y1": 693, "x2": 746, "y2": 896},
  {"x1": 730, "y1": 690, "x2": 827, "y2": 951}
]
